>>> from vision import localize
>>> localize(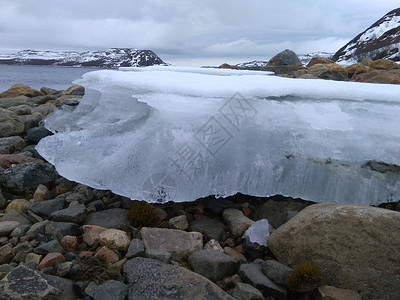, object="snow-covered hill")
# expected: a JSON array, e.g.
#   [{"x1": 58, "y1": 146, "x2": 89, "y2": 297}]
[
  {"x1": 297, "y1": 52, "x2": 333, "y2": 66},
  {"x1": 332, "y1": 8, "x2": 400, "y2": 63},
  {"x1": 0, "y1": 48, "x2": 168, "y2": 68}
]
